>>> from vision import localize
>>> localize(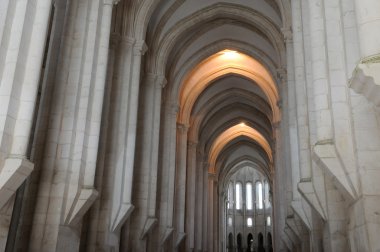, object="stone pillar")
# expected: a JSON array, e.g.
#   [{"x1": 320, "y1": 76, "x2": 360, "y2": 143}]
[
  {"x1": 86, "y1": 31, "x2": 119, "y2": 252},
  {"x1": 174, "y1": 122, "x2": 189, "y2": 249},
  {"x1": 350, "y1": 0, "x2": 380, "y2": 107},
  {"x1": 194, "y1": 155, "x2": 206, "y2": 250},
  {"x1": 109, "y1": 34, "x2": 147, "y2": 235},
  {"x1": 0, "y1": 0, "x2": 53, "y2": 209},
  {"x1": 207, "y1": 173, "x2": 216, "y2": 252},
  {"x1": 202, "y1": 161, "x2": 209, "y2": 250},
  {"x1": 308, "y1": 0, "x2": 333, "y2": 143},
  {"x1": 353, "y1": 0, "x2": 380, "y2": 59},
  {"x1": 129, "y1": 72, "x2": 166, "y2": 251},
  {"x1": 291, "y1": 0, "x2": 312, "y2": 181},
  {"x1": 154, "y1": 102, "x2": 178, "y2": 251},
  {"x1": 27, "y1": 0, "x2": 118, "y2": 250},
  {"x1": 0, "y1": 0, "x2": 53, "y2": 249},
  {"x1": 185, "y1": 140, "x2": 198, "y2": 251}
]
